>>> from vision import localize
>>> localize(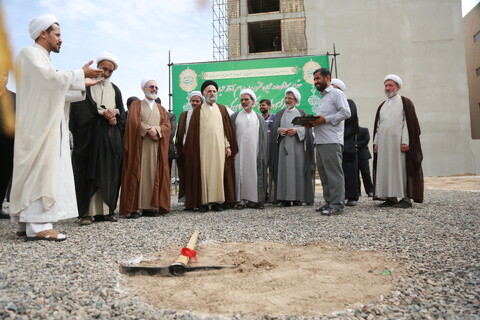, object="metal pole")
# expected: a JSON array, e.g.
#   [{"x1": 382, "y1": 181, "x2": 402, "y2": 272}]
[
  {"x1": 333, "y1": 43, "x2": 338, "y2": 78},
  {"x1": 168, "y1": 50, "x2": 173, "y2": 112}
]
